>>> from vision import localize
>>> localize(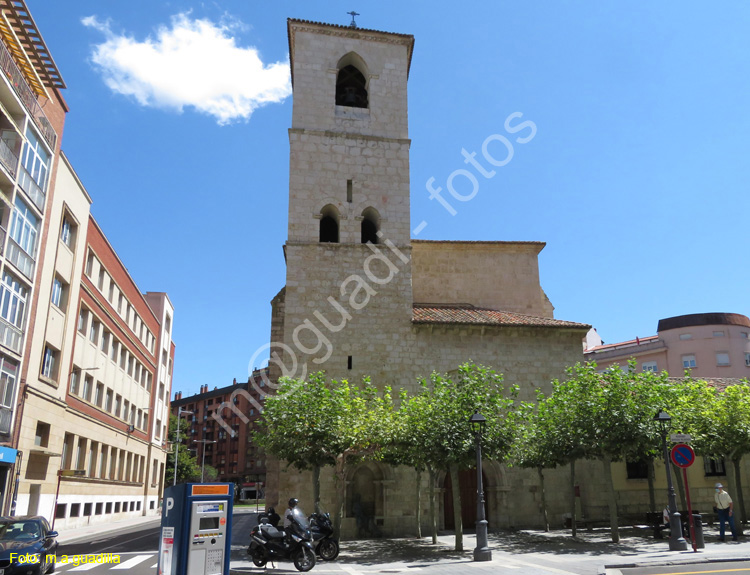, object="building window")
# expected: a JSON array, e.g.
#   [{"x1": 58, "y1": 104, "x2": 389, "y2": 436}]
[
  {"x1": 69, "y1": 369, "x2": 79, "y2": 395},
  {"x1": 82, "y1": 375, "x2": 93, "y2": 402},
  {"x1": 704, "y1": 457, "x2": 726, "y2": 477},
  {"x1": 114, "y1": 394, "x2": 121, "y2": 418},
  {"x1": 41, "y1": 345, "x2": 58, "y2": 380},
  {"x1": 85, "y1": 252, "x2": 94, "y2": 276},
  {"x1": 105, "y1": 388, "x2": 113, "y2": 412},
  {"x1": 319, "y1": 205, "x2": 340, "y2": 243},
  {"x1": 51, "y1": 277, "x2": 67, "y2": 309},
  {"x1": 34, "y1": 421, "x2": 50, "y2": 447},
  {"x1": 716, "y1": 353, "x2": 730, "y2": 366},
  {"x1": 642, "y1": 361, "x2": 657, "y2": 372},
  {"x1": 0, "y1": 272, "x2": 28, "y2": 329},
  {"x1": 741, "y1": 332, "x2": 748, "y2": 339},
  {"x1": 682, "y1": 354, "x2": 696, "y2": 369},
  {"x1": 626, "y1": 459, "x2": 649, "y2": 479},
  {"x1": 679, "y1": 333, "x2": 692, "y2": 340},
  {"x1": 60, "y1": 216, "x2": 75, "y2": 248},
  {"x1": 77, "y1": 308, "x2": 88, "y2": 334},
  {"x1": 89, "y1": 320, "x2": 99, "y2": 343},
  {"x1": 745, "y1": 352, "x2": 750, "y2": 367},
  {"x1": 9, "y1": 196, "x2": 38, "y2": 257},
  {"x1": 713, "y1": 331, "x2": 725, "y2": 337},
  {"x1": 21, "y1": 126, "x2": 50, "y2": 192},
  {"x1": 94, "y1": 382, "x2": 104, "y2": 407}
]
